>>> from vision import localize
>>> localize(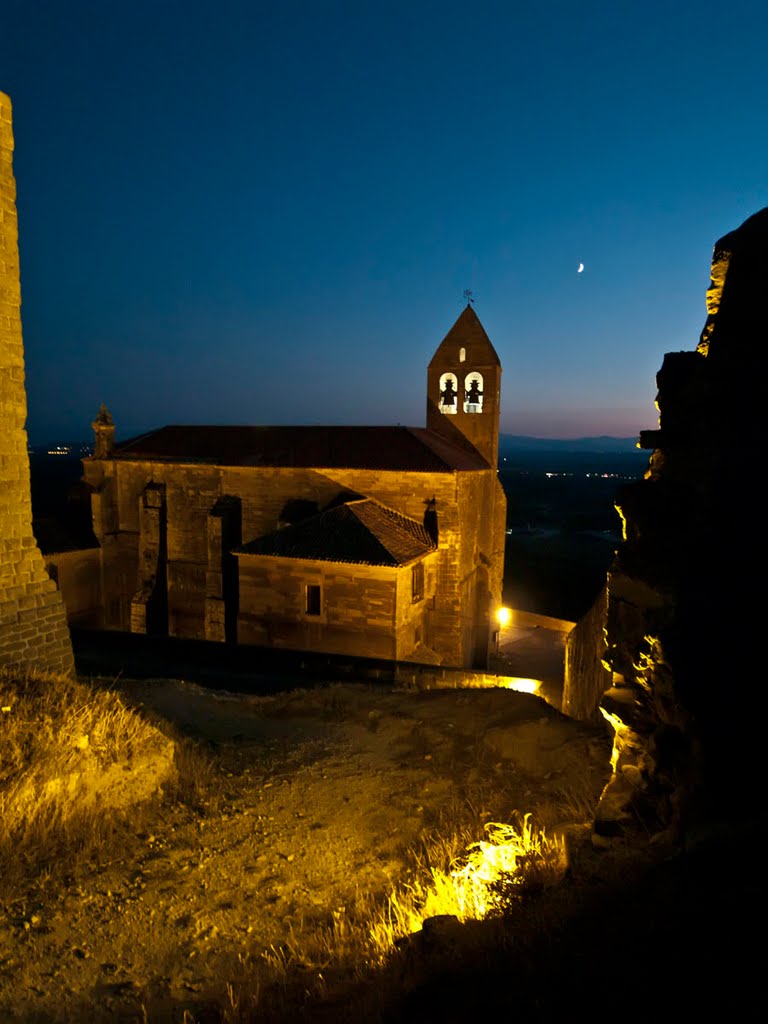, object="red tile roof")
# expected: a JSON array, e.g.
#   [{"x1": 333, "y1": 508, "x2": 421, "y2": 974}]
[
  {"x1": 237, "y1": 498, "x2": 435, "y2": 566},
  {"x1": 111, "y1": 424, "x2": 489, "y2": 472}
]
